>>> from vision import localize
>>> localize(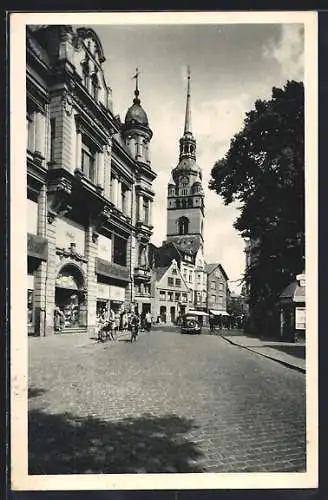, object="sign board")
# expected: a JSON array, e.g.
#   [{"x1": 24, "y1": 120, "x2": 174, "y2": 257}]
[
  {"x1": 27, "y1": 273, "x2": 34, "y2": 290},
  {"x1": 95, "y1": 257, "x2": 130, "y2": 282},
  {"x1": 295, "y1": 306, "x2": 306, "y2": 330},
  {"x1": 97, "y1": 283, "x2": 110, "y2": 300},
  {"x1": 27, "y1": 233, "x2": 48, "y2": 261},
  {"x1": 27, "y1": 199, "x2": 38, "y2": 235},
  {"x1": 109, "y1": 285, "x2": 125, "y2": 302},
  {"x1": 98, "y1": 234, "x2": 112, "y2": 261},
  {"x1": 56, "y1": 274, "x2": 79, "y2": 290},
  {"x1": 56, "y1": 217, "x2": 85, "y2": 255}
]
